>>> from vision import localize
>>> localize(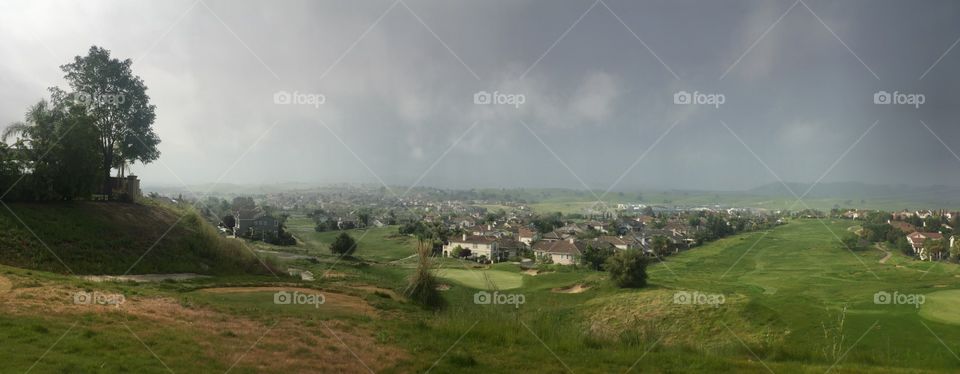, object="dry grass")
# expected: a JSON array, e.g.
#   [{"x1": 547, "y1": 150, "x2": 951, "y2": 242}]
[{"x1": 0, "y1": 279, "x2": 406, "y2": 373}]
